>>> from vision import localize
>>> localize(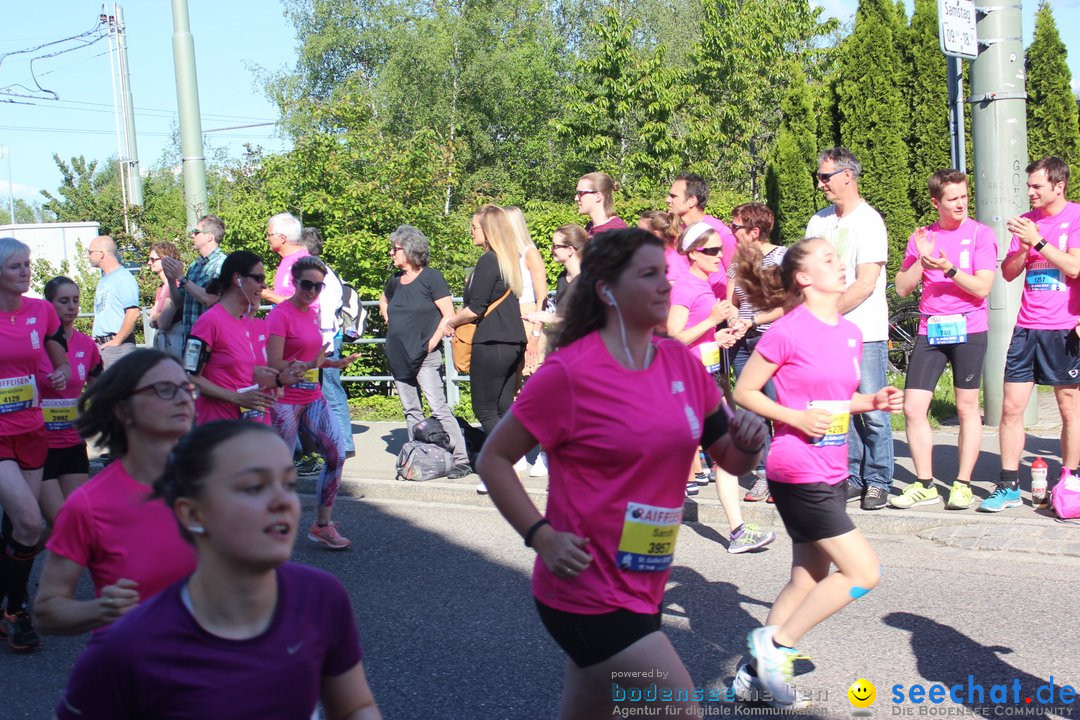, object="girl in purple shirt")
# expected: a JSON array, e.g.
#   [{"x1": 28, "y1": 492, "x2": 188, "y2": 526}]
[{"x1": 55, "y1": 421, "x2": 381, "y2": 720}]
